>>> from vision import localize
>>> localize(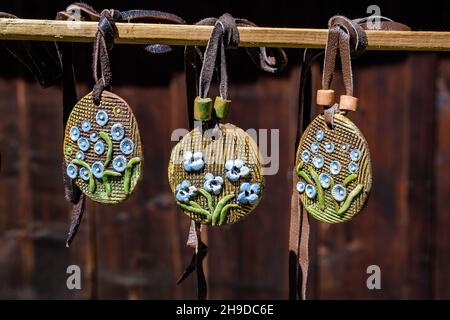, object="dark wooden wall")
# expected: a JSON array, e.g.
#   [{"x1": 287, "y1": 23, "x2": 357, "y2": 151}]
[{"x1": 0, "y1": 0, "x2": 449, "y2": 299}]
